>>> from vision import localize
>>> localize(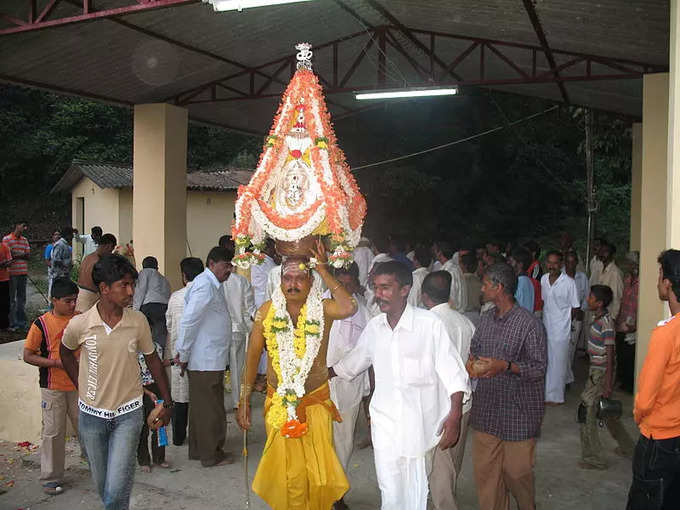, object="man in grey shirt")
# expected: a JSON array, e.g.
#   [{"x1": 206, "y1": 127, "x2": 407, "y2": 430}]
[
  {"x1": 51, "y1": 227, "x2": 74, "y2": 280},
  {"x1": 133, "y1": 256, "x2": 171, "y2": 348}
]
